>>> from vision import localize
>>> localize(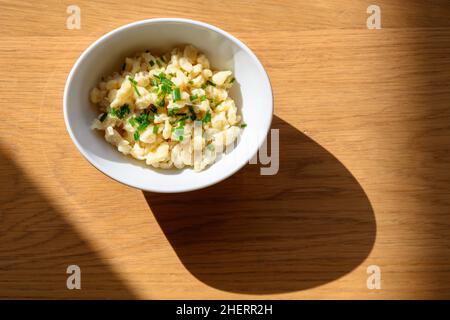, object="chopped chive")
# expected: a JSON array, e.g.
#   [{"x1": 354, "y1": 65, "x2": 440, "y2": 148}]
[
  {"x1": 110, "y1": 104, "x2": 130, "y2": 119},
  {"x1": 137, "y1": 121, "x2": 149, "y2": 132},
  {"x1": 200, "y1": 95, "x2": 207, "y2": 101},
  {"x1": 168, "y1": 107, "x2": 179, "y2": 116},
  {"x1": 157, "y1": 98, "x2": 165, "y2": 107},
  {"x1": 161, "y1": 77, "x2": 174, "y2": 87},
  {"x1": 129, "y1": 118, "x2": 137, "y2": 127},
  {"x1": 161, "y1": 84, "x2": 172, "y2": 95},
  {"x1": 240, "y1": 123, "x2": 247, "y2": 128},
  {"x1": 153, "y1": 125, "x2": 159, "y2": 134},
  {"x1": 188, "y1": 105, "x2": 196, "y2": 120},
  {"x1": 151, "y1": 79, "x2": 158, "y2": 87},
  {"x1": 156, "y1": 59, "x2": 163, "y2": 67},
  {"x1": 172, "y1": 87, "x2": 181, "y2": 102},
  {"x1": 133, "y1": 131, "x2": 140, "y2": 141},
  {"x1": 128, "y1": 77, "x2": 138, "y2": 85},
  {"x1": 99, "y1": 112, "x2": 108, "y2": 122},
  {"x1": 178, "y1": 116, "x2": 189, "y2": 126},
  {"x1": 190, "y1": 94, "x2": 198, "y2": 102},
  {"x1": 156, "y1": 74, "x2": 172, "y2": 94},
  {"x1": 209, "y1": 97, "x2": 220, "y2": 108},
  {"x1": 206, "y1": 80, "x2": 216, "y2": 87},
  {"x1": 173, "y1": 127, "x2": 184, "y2": 142},
  {"x1": 132, "y1": 85, "x2": 141, "y2": 96},
  {"x1": 149, "y1": 60, "x2": 155, "y2": 67},
  {"x1": 188, "y1": 80, "x2": 194, "y2": 85},
  {"x1": 230, "y1": 77, "x2": 236, "y2": 83},
  {"x1": 135, "y1": 111, "x2": 149, "y2": 125},
  {"x1": 202, "y1": 110, "x2": 211, "y2": 123},
  {"x1": 128, "y1": 76, "x2": 141, "y2": 97}
]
